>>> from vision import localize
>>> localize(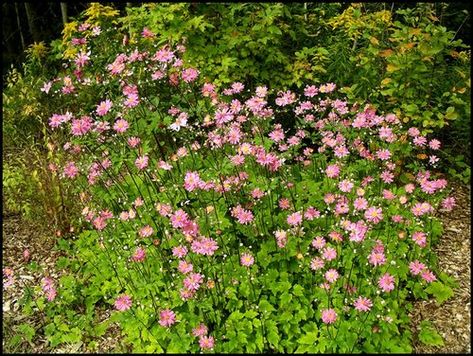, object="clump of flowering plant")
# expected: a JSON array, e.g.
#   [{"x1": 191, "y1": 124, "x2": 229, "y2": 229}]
[{"x1": 35, "y1": 18, "x2": 456, "y2": 353}]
